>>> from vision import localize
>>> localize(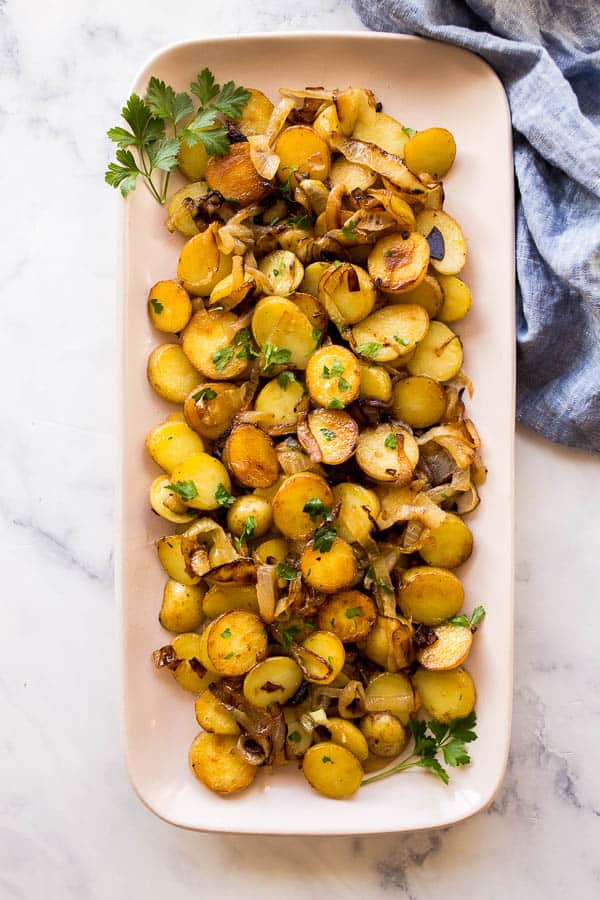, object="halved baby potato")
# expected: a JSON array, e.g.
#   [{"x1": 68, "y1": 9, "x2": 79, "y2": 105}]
[
  {"x1": 415, "y1": 209, "x2": 466, "y2": 275},
  {"x1": 147, "y1": 344, "x2": 201, "y2": 404},
  {"x1": 351, "y1": 304, "x2": 429, "y2": 362},
  {"x1": 289, "y1": 291, "x2": 329, "y2": 335},
  {"x1": 306, "y1": 345, "x2": 361, "y2": 408},
  {"x1": 360, "y1": 712, "x2": 409, "y2": 758},
  {"x1": 359, "y1": 363, "x2": 393, "y2": 403},
  {"x1": 243, "y1": 656, "x2": 303, "y2": 707},
  {"x1": 302, "y1": 741, "x2": 363, "y2": 799},
  {"x1": 166, "y1": 633, "x2": 214, "y2": 693},
  {"x1": 254, "y1": 537, "x2": 289, "y2": 566},
  {"x1": 184, "y1": 382, "x2": 246, "y2": 440},
  {"x1": 352, "y1": 111, "x2": 409, "y2": 157},
  {"x1": 300, "y1": 261, "x2": 330, "y2": 297},
  {"x1": 159, "y1": 580, "x2": 205, "y2": 633},
  {"x1": 333, "y1": 482, "x2": 380, "y2": 545},
  {"x1": 204, "y1": 610, "x2": 268, "y2": 676},
  {"x1": 235, "y1": 87, "x2": 274, "y2": 136},
  {"x1": 150, "y1": 475, "x2": 198, "y2": 524},
  {"x1": 300, "y1": 537, "x2": 357, "y2": 594},
  {"x1": 416, "y1": 624, "x2": 473, "y2": 671},
  {"x1": 276, "y1": 125, "x2": 330, "y2": 181},
  {"x1": 166, "y1": 180, "x2": 208, "y2": 237},
  {"x1": 252, "y1": 296, "x2": 316, "y2": 370},
  {"x1": 300, "y1": 409, "x2": 359, "y2": 465},
  {"x1": 148, "y1": 280, "x2": 192, "y2": 333},
  {"x1": 255, "y1": 375, "x2": 309, "y2": 427},
  {"x1": 157, "y1": 534, "x2": 201, "y2": 586},
  {"x1": 359, "y1": 617, "x2": 414, "y2": 674},
  {"x1": 272, "y1": 472, "x2": 334, "y2": 539},
  {"x1": 419, "y1": 513, "x2": 473, "y2": 569},
  {"x1": 301, "y1": 631, "x2": 346, "y2": 682},
  {"x1": 386, "y1": 273, "x2": 443, "y2": 318},
  {"x1": 195, "y1": 688, "x2": 240, "y2": 735},
  {"x1": 182, "y1": 310, "x2": 250, "y2": 381},
  {"x1": 226, "y1": 494, "x2": 273, "y2": 539},
  {"x1": 364, "y1": 671, "x2": 416, "y2": 722},
  {"x1": 169, "y1": 451, "x2": 231, "y2": 511},
  {"x1": 177, "y1": 227, "x2": 233, "y2": 296},
  {"x1": 318, "y1": 262, "x2": 376, "y2": 326},
  {"x1": 436, "y1": 273, "x2": 473, "y2": 323},
  {"x1": 368, "y1": 232, "x2": 430, "y2": 294},
  {"x1": 398, "y1": 566, "x2": 464, "y2": 625},
  {"x1": 259, "y1": 249, "x2": 304, "y2": 296},
  {"x1": 404, "y1": 128, "x2": 456, "y2": 180},
  {"x1": 202, "y1": 583, "x2": 259, "y2": 618},
  {"x1": 224, "y1": 424, "x2": 280, "y2": 489},
  {"x1": 315, "y1": 718, "x2": 369, "y2": 762},
  {"x1": 355, "y1": 423, "x2": 419, "y2": 484},
  {"x1": 329, "y1": 156, "x2": 376, "y2": 191},
  {"x1": 177, "y1": 139, "x2": 208, "y2": 181},
  {"x1": 146, "y1": 418, "x2": 205, "y2": 473},
  {"x1": 206, "y1": 142, "x2": 271, "y2": 205},
  {"x1": 318, "y1": 590, "x2": 377, "y2": 642},
  {"x1": 406, "y1": 320, "x2": 463, "y2": 382},
  {"x1": 411, "y1": 666, "x2": 476, "y2": 723},
  {"x1": 189, "y1": 732, "x2": 257, "y2": 794},
  {"x1": 392, "y1": 375, "x2": 447, "y2": 429}
]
